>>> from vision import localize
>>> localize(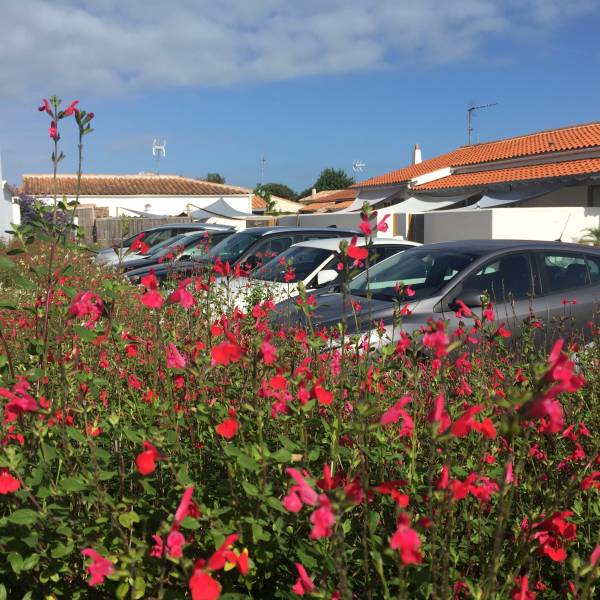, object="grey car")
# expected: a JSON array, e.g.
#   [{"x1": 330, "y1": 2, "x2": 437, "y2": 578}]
[{"x1": 275, "y1": 240, "x2": 600, "y2": 344}]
